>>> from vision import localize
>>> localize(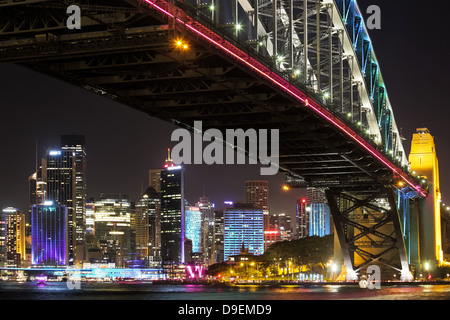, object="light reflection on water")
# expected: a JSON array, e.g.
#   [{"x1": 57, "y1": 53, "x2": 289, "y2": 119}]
[{"x1": 1, "y1": 282, "x2": 450, "y2": 300}]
